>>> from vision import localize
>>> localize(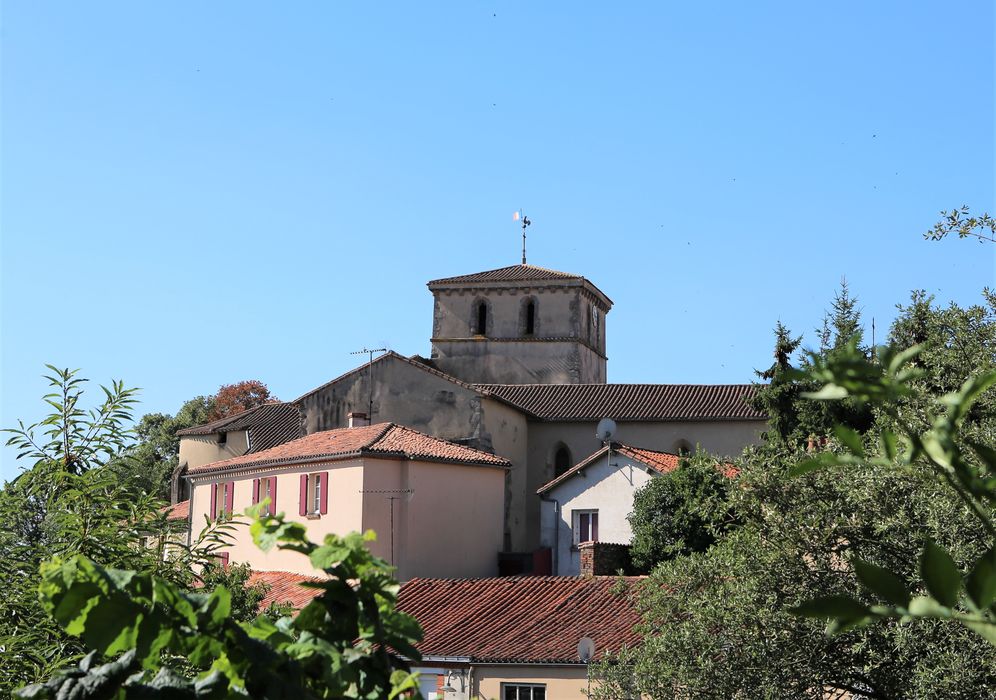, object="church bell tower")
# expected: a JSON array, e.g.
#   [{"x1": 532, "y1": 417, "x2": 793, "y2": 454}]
[{"x1": 426, "y1": 264, "x2": 612, "y2": 385}]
